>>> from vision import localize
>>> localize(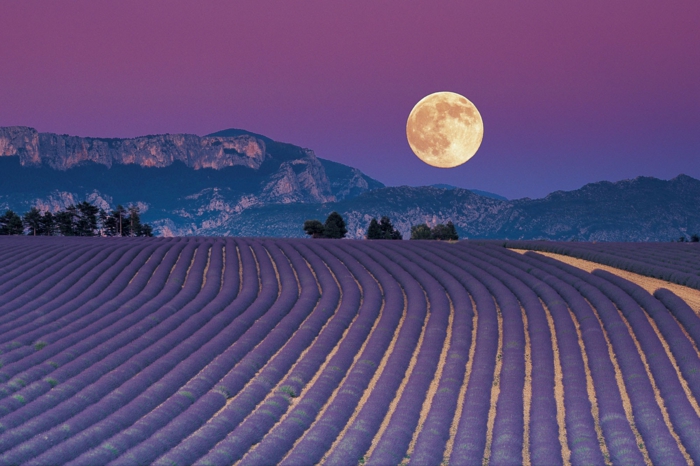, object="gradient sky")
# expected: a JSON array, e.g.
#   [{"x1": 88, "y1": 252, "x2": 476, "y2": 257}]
[{"x1": 1, "y1": 1, "x2": 698, "y2": 199}]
